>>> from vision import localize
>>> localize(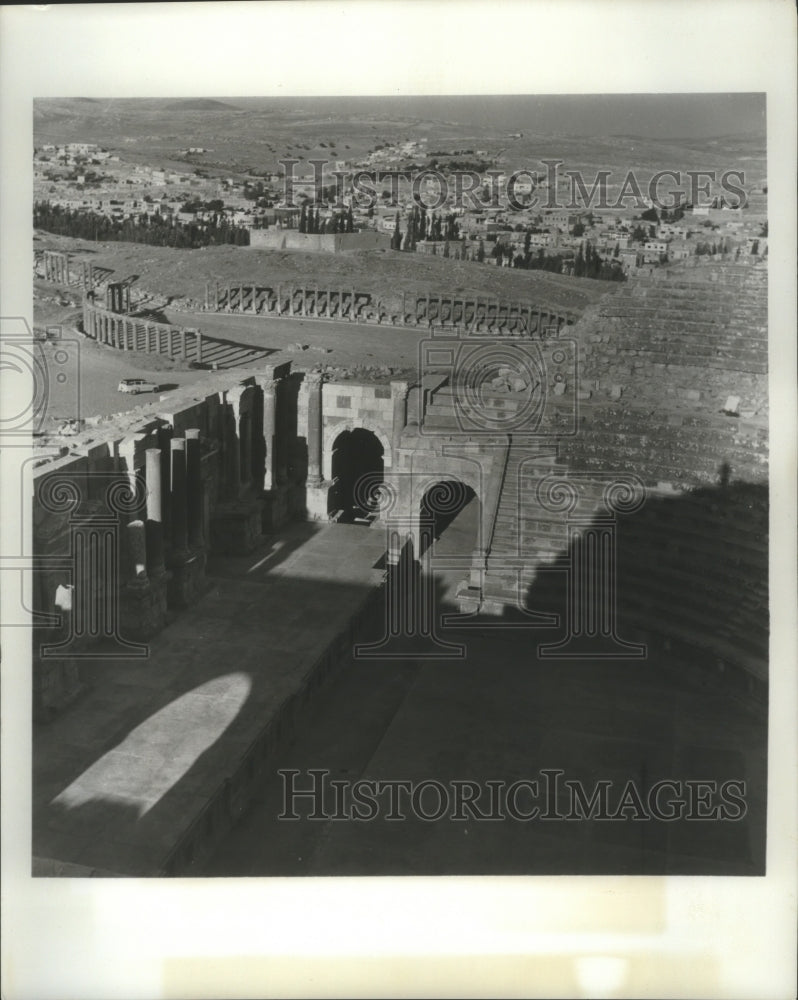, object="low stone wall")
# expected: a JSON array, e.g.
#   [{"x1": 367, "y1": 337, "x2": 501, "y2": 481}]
[{"x1": 247, "y1": 229, "x2": 391, "y2": 253}]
